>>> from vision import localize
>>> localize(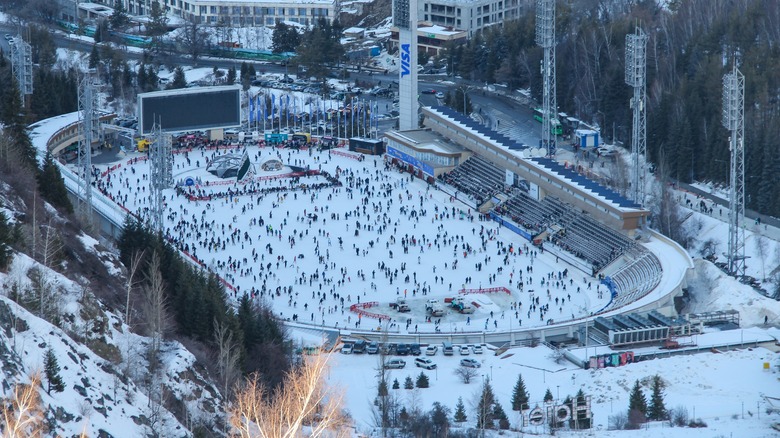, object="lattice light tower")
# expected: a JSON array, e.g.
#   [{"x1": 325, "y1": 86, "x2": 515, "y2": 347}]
[
  {"x1": 10, "y1": 35, "x2": 33, "y2": 104},
  {"x1": 77, "y1": 72, "x2": 101, "y2": 224},
  {"x1": 536, "y1": 0, "x2": 557, "y2": 156},
  {"x1": 149, "y1": 121, "x2": 173, "y2": 233},
  {"x1": 722, "y1": 64, "x2": 746, "y2": 277},
  {"x1": 625, "y1": 27, "x2": 648, "y2": 206}
]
